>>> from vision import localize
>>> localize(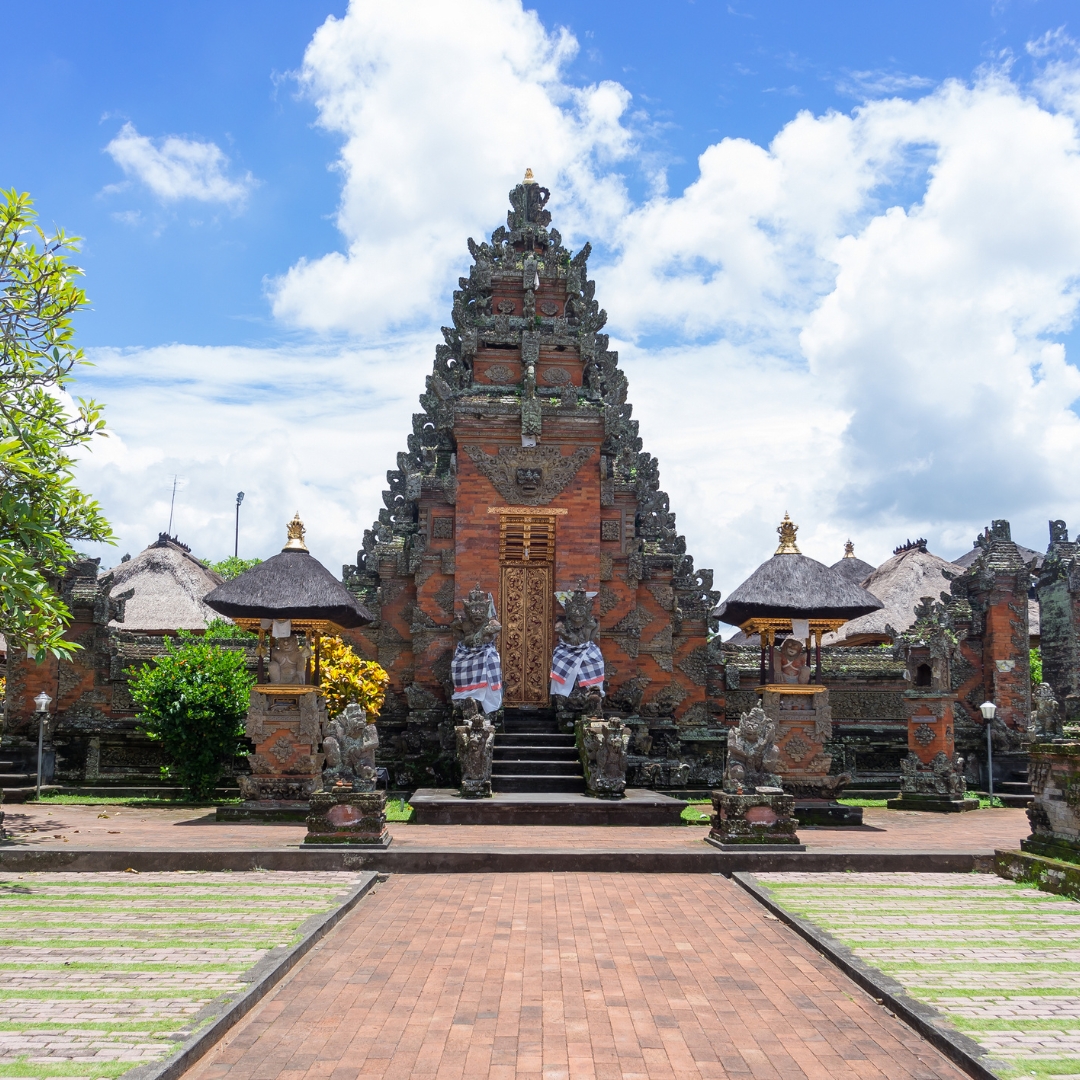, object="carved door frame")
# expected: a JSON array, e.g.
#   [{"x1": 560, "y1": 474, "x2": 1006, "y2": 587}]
[{"x1": 497, "y1": 513, "x2": 556, "y2": 706}]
